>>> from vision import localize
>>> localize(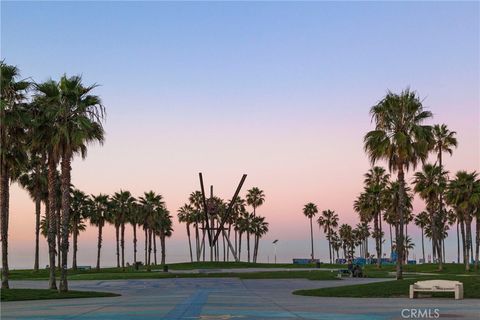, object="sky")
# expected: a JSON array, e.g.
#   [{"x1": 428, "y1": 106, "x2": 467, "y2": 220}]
[{"x1": 1, "y1": 1, "x2": 479, "y2": 268}]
